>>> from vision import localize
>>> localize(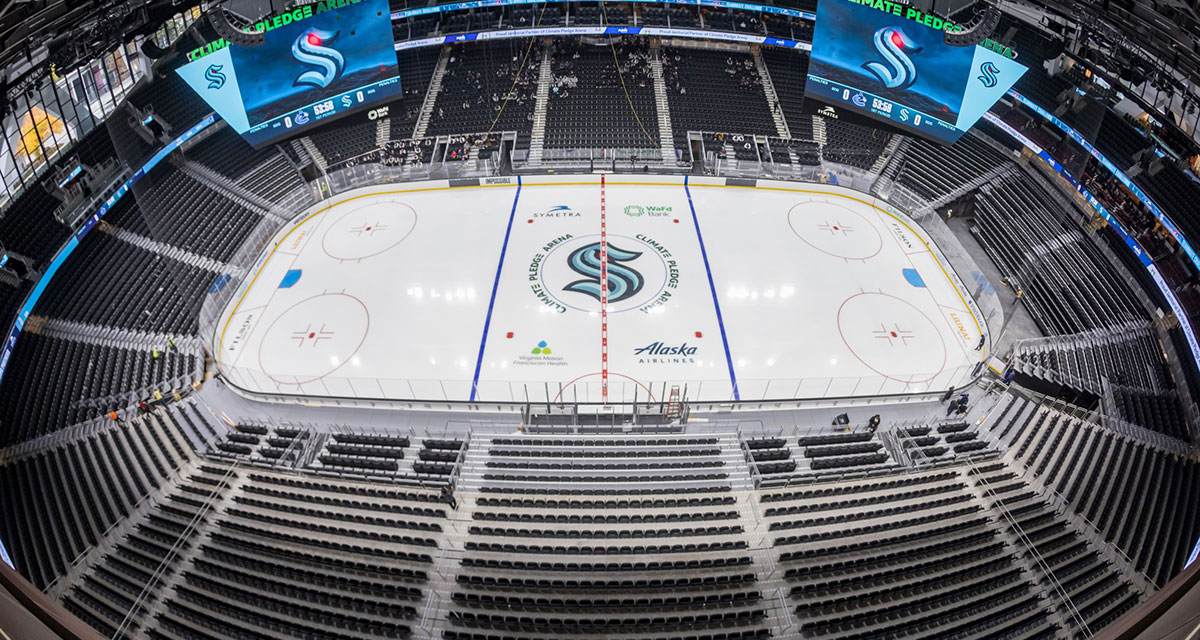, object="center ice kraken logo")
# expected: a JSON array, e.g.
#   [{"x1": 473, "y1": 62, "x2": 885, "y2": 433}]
[
  {"x1": 563, "y1": 242, "x2": 645, "y2": 304},
  {"x1": 529, "y1": 234, "x2": 679, "y2": 314}
]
